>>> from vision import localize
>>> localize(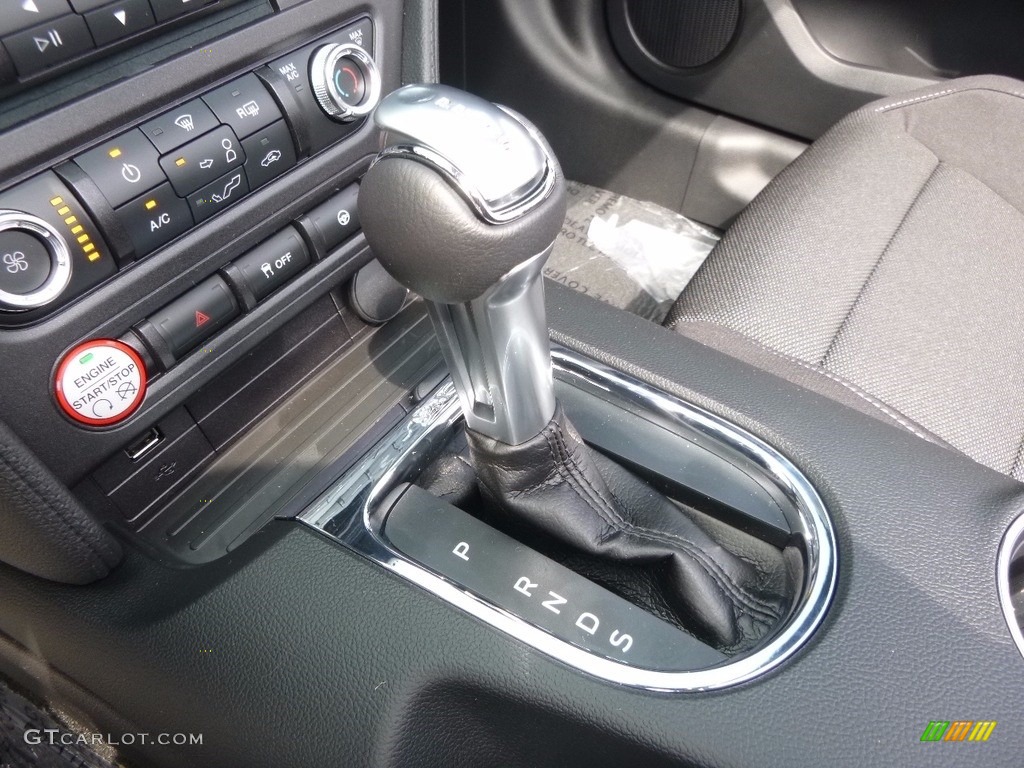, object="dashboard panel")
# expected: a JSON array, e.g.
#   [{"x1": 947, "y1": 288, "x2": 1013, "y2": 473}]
[{"x1": 0, "y1": 0, "x2": 404, "y2": 504}]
